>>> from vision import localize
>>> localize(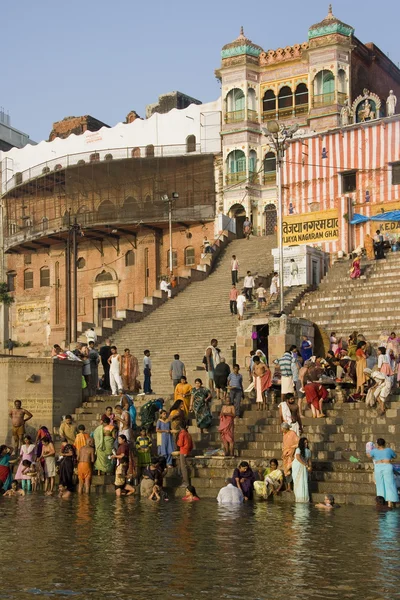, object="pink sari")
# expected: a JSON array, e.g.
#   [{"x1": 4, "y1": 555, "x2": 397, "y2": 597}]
[
  {"x1": 350, "y1": 259, "x2": 361, "y2": 279},
  {"x1": 218, "y1": 413, "x2": 234, "y2": 444}
]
